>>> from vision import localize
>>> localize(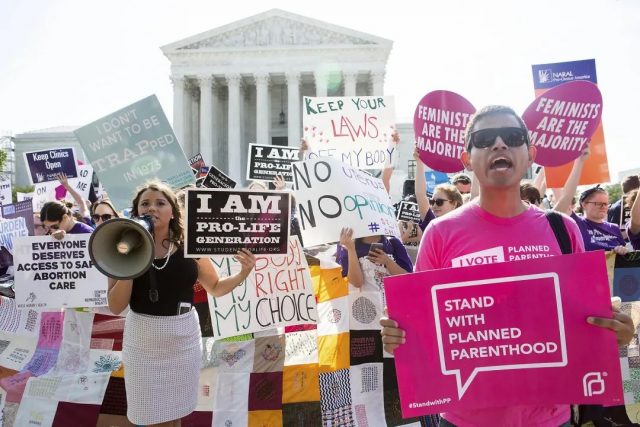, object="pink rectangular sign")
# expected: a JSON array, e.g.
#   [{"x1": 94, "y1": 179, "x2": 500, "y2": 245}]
[{"x1": 384, "y1": 251, "x2": 623, "y2": 418}]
